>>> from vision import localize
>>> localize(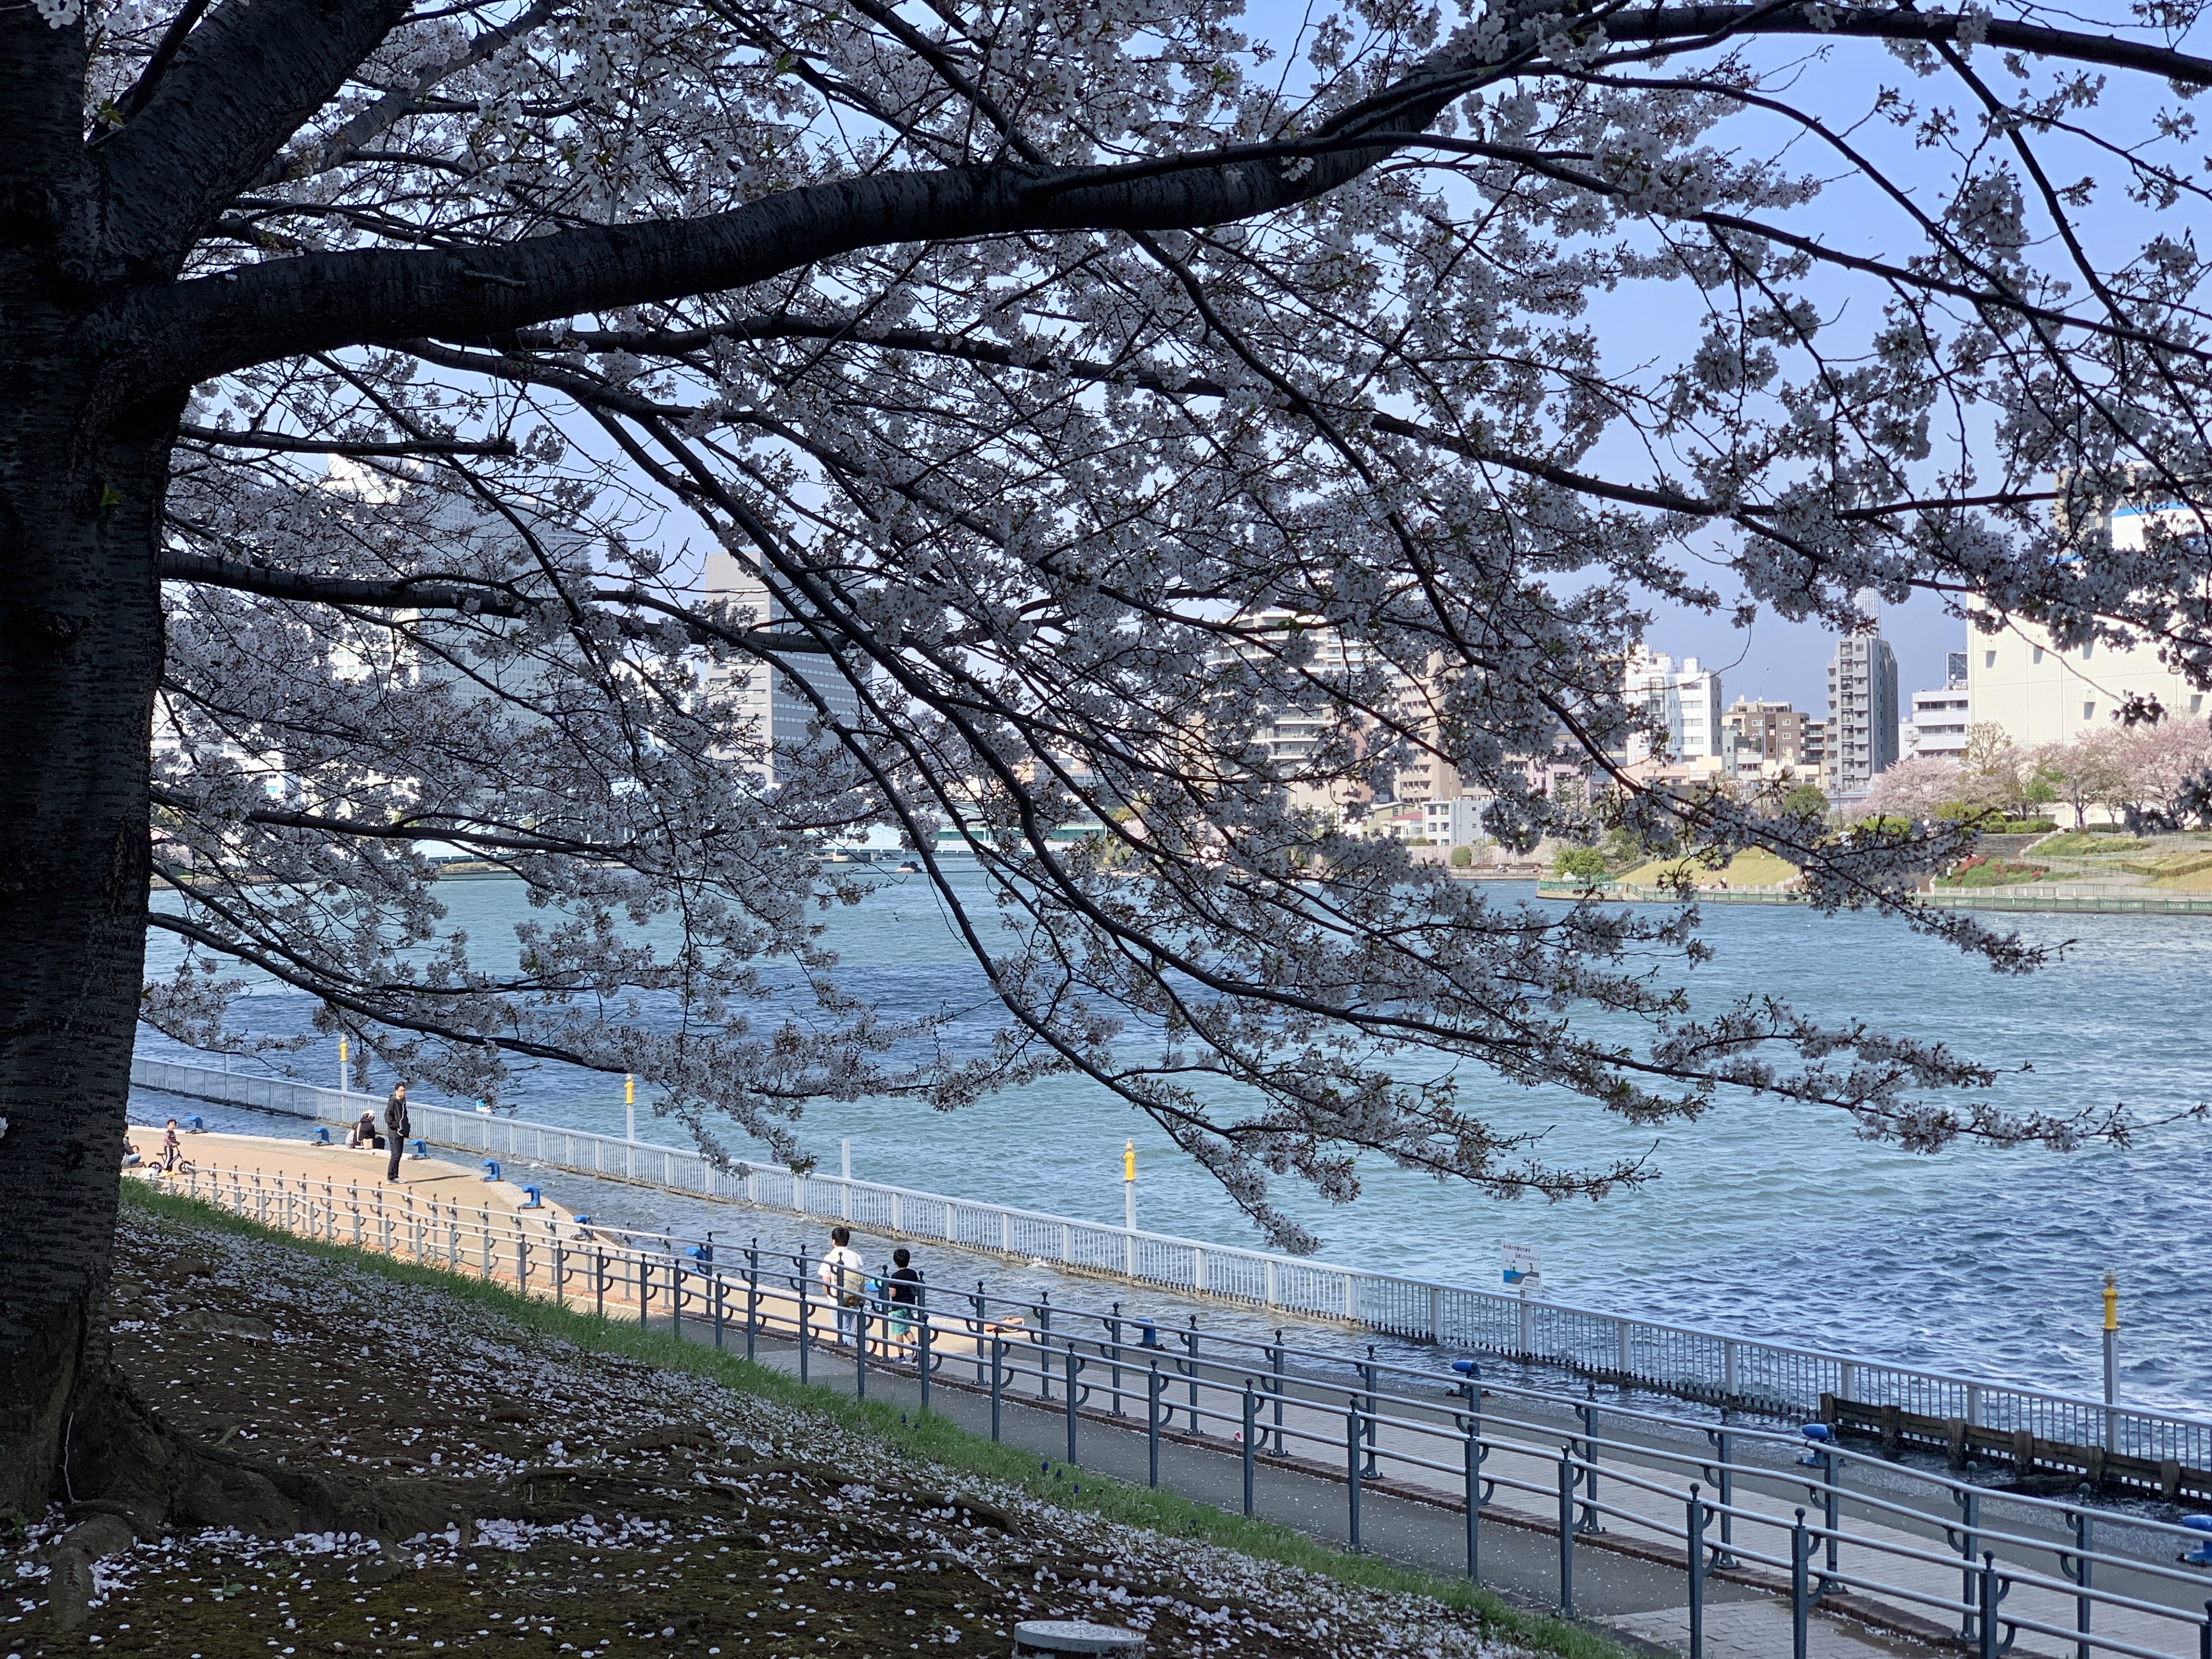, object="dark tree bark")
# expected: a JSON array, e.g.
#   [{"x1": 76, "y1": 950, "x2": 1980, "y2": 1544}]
[{"x1": 0, "y1": 352, "x2": 176, "y2": 1516}]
